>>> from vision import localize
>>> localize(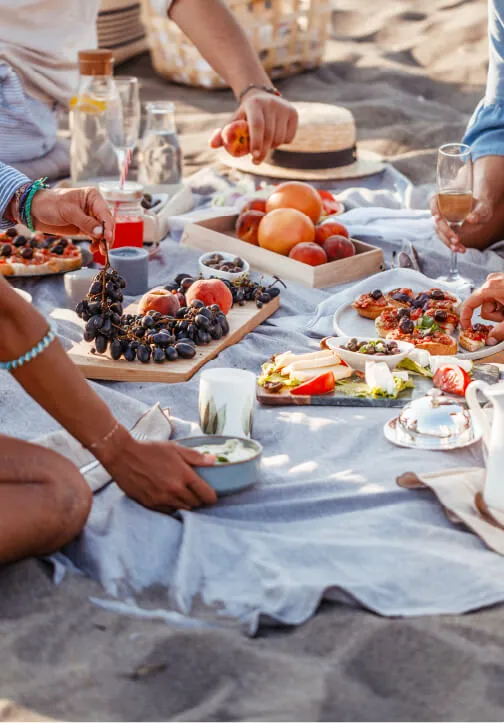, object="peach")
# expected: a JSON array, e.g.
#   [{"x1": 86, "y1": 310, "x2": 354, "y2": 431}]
[
  {"x1": 139, "y1": 288, "x2": 181, "y2": 316},
  {"x1": 258, "y1": 208, "x2": 315, "y2": 255},
  {"x1": 186, "y1": 279, "x2": 233, "y2": 316},
  {"x1": 289, "y1": 242, "x2": 328, "y2": 266},
  {"x1": 315, "y1": 220, "x2": 349, "y2": 245},
  {"x1": 236, "y1": 210, "x2": 265, "y2": 246},
  {"x1": 222, "y1": 120, "x2": 250, "y2": 157},
  {"x1": 242, "y1": 198, "x2": 267, "y2": 214},
  {"x1": 322, "y1": 235, "x2": 356, "y2": 261}
]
